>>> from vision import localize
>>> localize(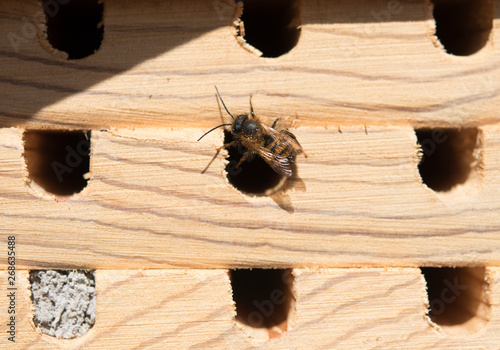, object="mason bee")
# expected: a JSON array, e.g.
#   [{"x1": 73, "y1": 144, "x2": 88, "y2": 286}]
[{"x1": 198, "y1": 86, "x2": 306, "y2": 177}]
